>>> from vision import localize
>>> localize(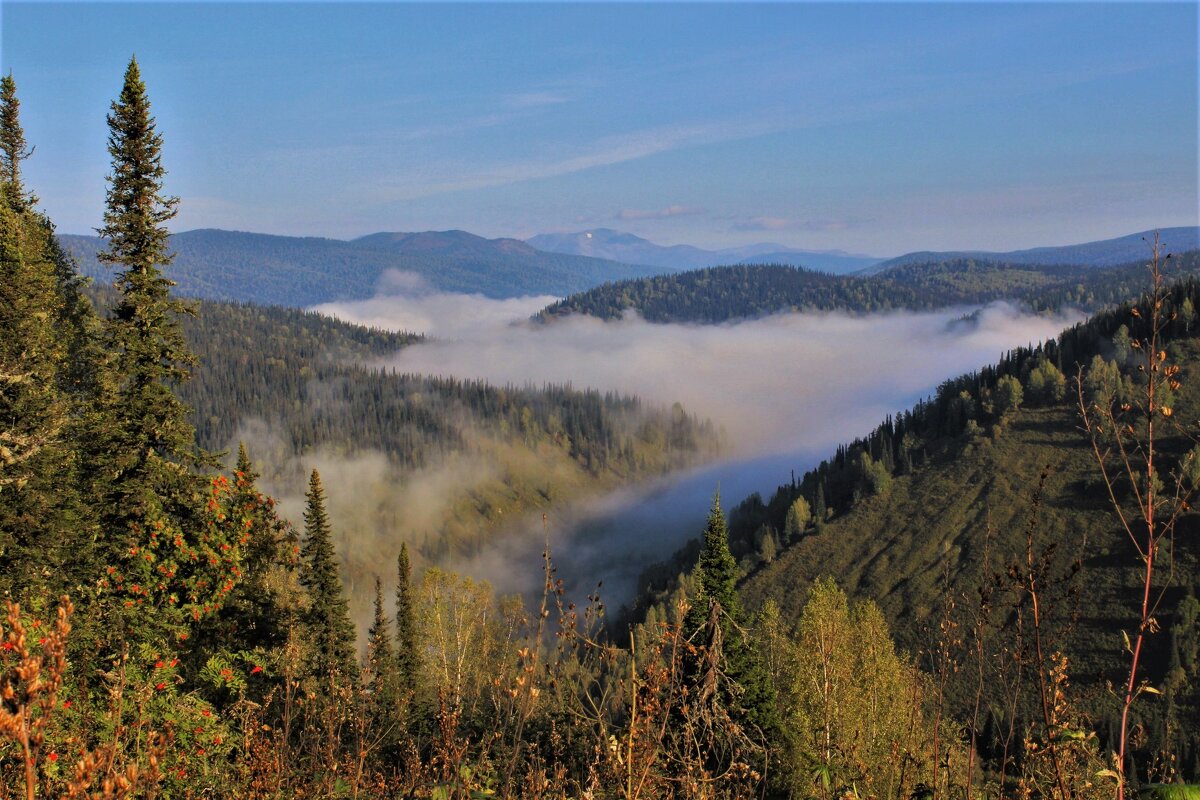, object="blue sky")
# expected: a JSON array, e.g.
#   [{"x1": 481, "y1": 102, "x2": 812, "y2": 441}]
[{"x1": 2, "y1": 2, "x2": 1196, "y2": 255}]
